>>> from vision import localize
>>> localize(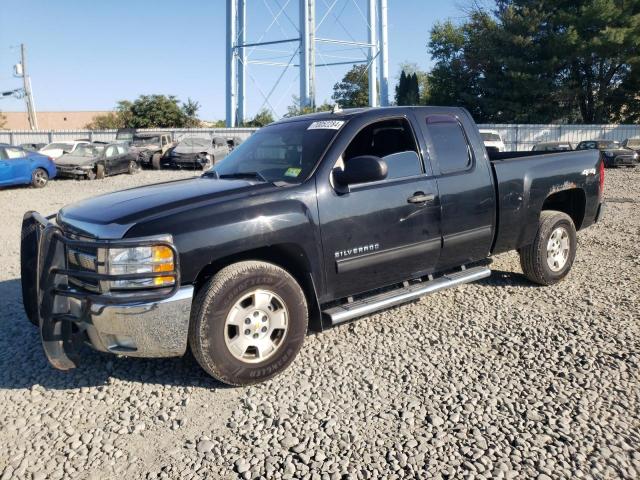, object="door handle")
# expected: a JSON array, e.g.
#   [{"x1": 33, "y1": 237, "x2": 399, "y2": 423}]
[{"x1": 407, "y1": 192, "x2": 435, "y2": 204}]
